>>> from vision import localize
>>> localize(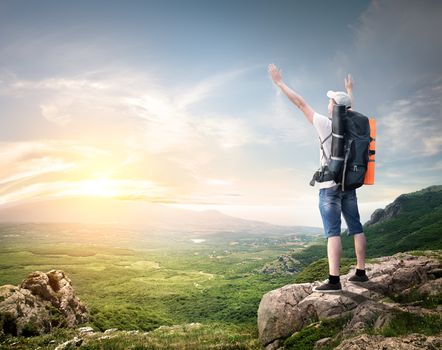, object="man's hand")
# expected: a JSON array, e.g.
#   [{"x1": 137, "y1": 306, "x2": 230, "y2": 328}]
[
  {"x1": 267, "y1": 63, "x2": 314, "y2": 124},
  {"x1": 345, "y1": 73, "x2": 354, "y2": 107},
  {"x1": 268, "y1": 63, "x2": 283, "y2": 86},
  {"x1": 345, "y1": 74, "x2": 354, "y2": 94}
]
